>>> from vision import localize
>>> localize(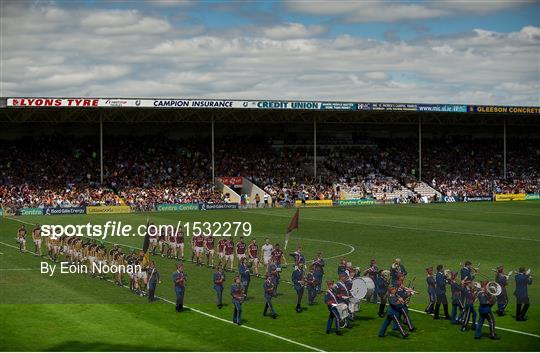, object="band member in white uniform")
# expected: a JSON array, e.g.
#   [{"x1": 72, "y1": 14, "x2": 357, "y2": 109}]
[{"x1": 261, "y1": 238, "x2": 273, "y2": 271}]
